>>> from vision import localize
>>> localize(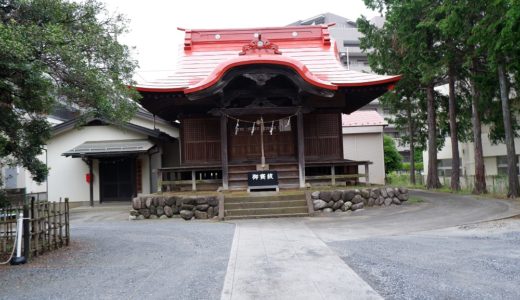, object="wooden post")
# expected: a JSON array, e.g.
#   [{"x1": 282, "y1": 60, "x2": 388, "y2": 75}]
[
  {"x1": 58, "y1": 198, "x2": 63, "y2": 246},
  {"x1": 365, "y1": 163, "x2": 370, "y2": 186},
  {"x1": 65, "y1": 198, "x2": 70, "y2": 246},
  {"x1": 40, "y1": 201, "x2": 44, "y2": 253},
  {"x1": 88, "y1": 159, "x2": 94, "y2": 207},
  {"x1": 23, "y1": 204, "x2": 30, "y2": 260},
  {"x1": 53, "y1": 202, "x2": 57, "y2": 249},
  {"x1": 218, "y1": 193, "x2": 225, "y2": 221},
  {"x1": 220, "y1": 114, "x2": 229, "y2": 190},
  {"x1": 191, "y1": 170, "x2": 196, "y2": 191},
  {"x1": 260, "y1": 117, "x2": 266, "y2": 167},
  {"x1": 31, "y1": 198, "x2": 38, "y2": 257},
  {"x1": 157, "y1": 169, "x2": 162, "y2": 193},
  {"x1": 297, "y1": 110, "x2": 305, "y2": 188},
  {"x1": 305, "y1": 191, "x2": 315, "y2": 215},
  {"x1": 46, "y1": 201, "x2": 51, "y2": 251},
  {"x1": 331, "y1": 165, "x2": 336, "y2": 186}
]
